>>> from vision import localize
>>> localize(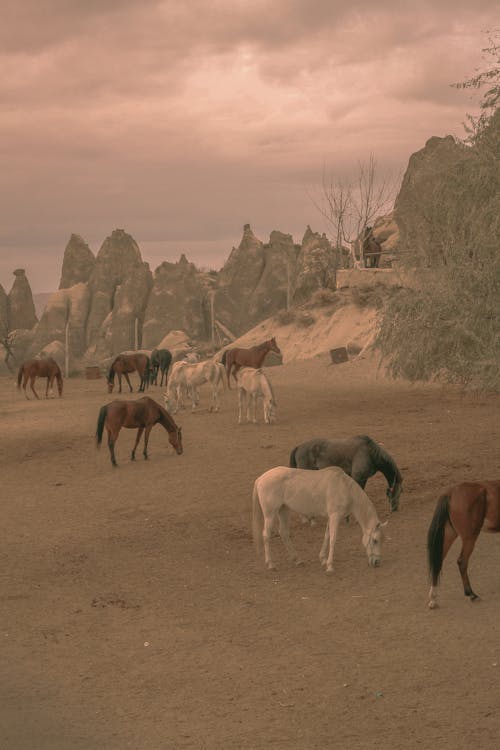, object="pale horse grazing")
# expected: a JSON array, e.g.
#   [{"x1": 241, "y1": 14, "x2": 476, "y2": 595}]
[
  {"x1": 164, "y1": 359, "x2": 226, "y2": 413},
  {"x1": 252, "y1": 466, "x2": 387, "y2": 573},
  {"x1": 236, "y1": 367, "x2": 277, "y2": 424}
]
